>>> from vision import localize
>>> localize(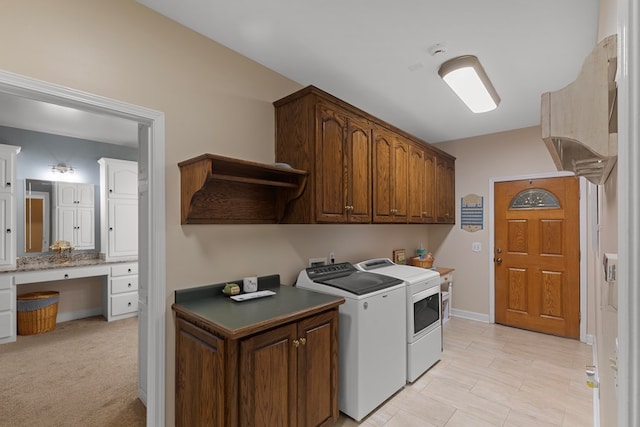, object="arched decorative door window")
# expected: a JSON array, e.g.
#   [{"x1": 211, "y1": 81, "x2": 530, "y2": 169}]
[{"x1": 508, "y1": 188, "x2": 561, "y2": 210}]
